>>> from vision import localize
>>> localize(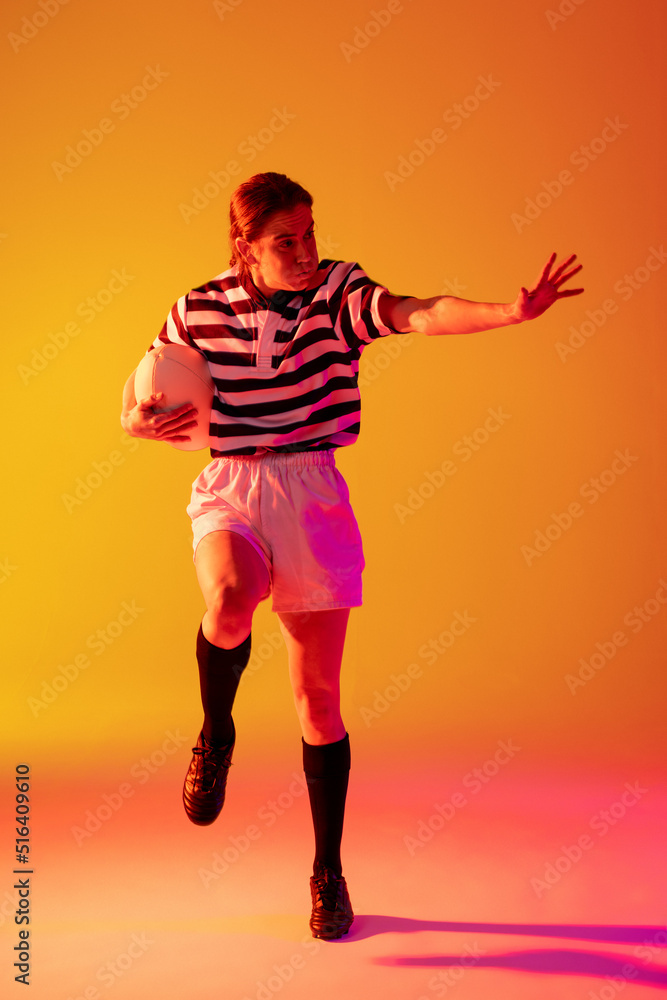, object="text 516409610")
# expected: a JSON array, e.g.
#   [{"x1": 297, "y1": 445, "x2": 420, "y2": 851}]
[{"x1": 14, "y1": 763, "x2": 32, "y2": 985}]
